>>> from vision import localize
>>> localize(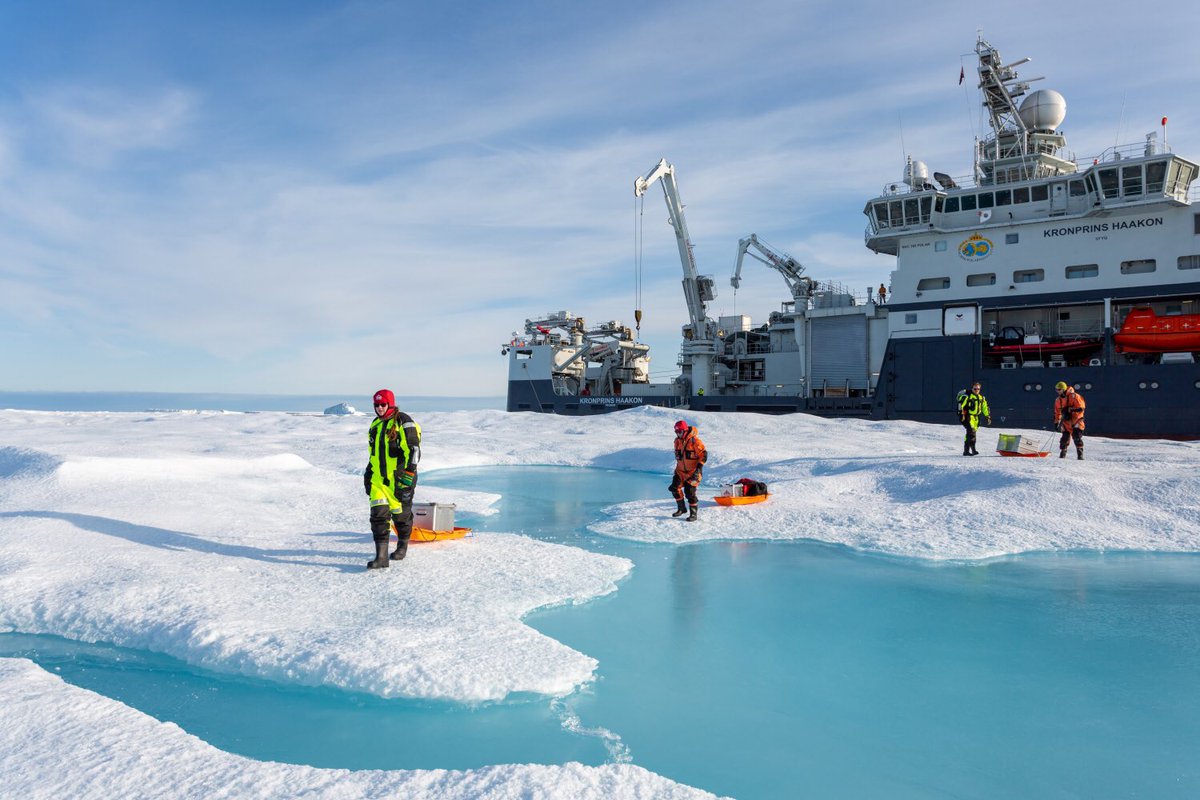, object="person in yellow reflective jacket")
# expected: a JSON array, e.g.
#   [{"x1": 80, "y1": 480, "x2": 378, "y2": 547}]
[
  {"x1": 364, "y1": 389, "x2": 422, "y2": 569},
  {"x1": 958, "y1": 382, "x2": 991, "y2": 456}
]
